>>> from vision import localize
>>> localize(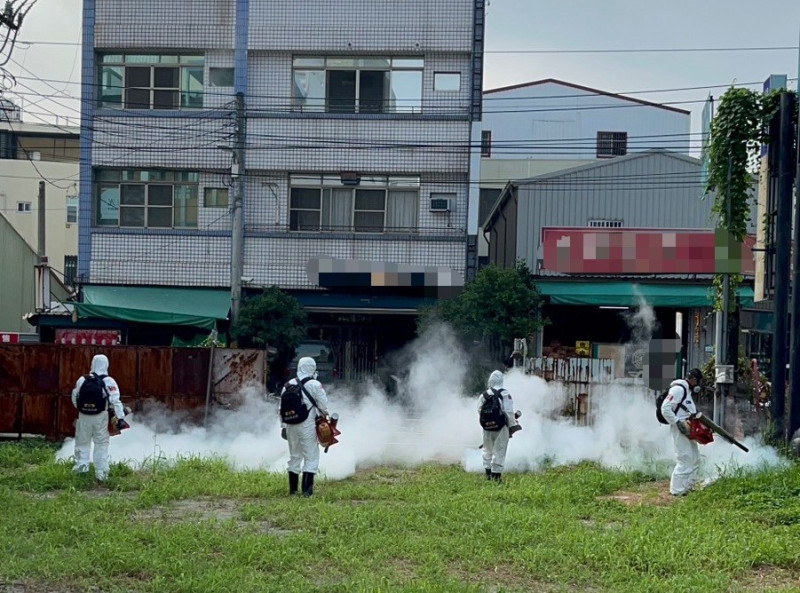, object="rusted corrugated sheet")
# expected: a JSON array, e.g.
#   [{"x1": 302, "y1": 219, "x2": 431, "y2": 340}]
[
  {"x1": 172, "y1": 349, "x2": 209, "y2": 397},
  {"x1": 22, "y1": 346, "x2": 60, "y2": 394},
  {"x1": 138, "y1": 348, "x2": 173, "y2": 397},
  {"x1": 214, "y1": 349, "x2": 265, "y2": 396},
  {"x1": 0, "y1": 393, "x2": 21, "y2": 434}
]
